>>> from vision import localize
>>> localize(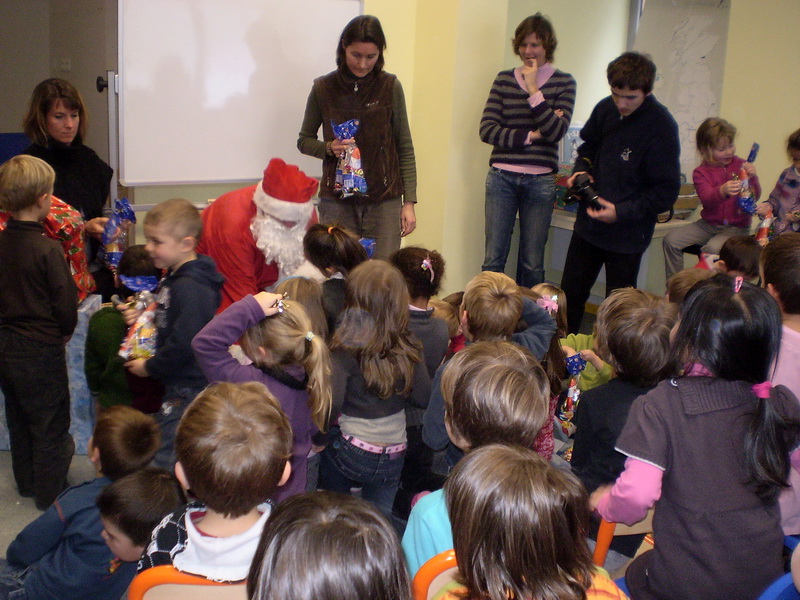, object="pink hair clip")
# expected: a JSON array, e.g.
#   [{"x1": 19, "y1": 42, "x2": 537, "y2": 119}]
[
  {"x1": 421, "y1": 257, "x2": 434, "y2": 283},
  {"x1": 536, "y1": 294, "x2": 559, "y2": 314},
  {"x1": 734, "y1": 276, "x2": 744, "y2": 293}
]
